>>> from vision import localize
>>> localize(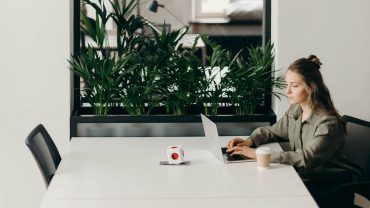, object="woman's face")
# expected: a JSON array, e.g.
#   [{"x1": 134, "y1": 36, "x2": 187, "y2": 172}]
[{"x1": 285, "y1": 70, "x2": 309, "y2": 105}]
